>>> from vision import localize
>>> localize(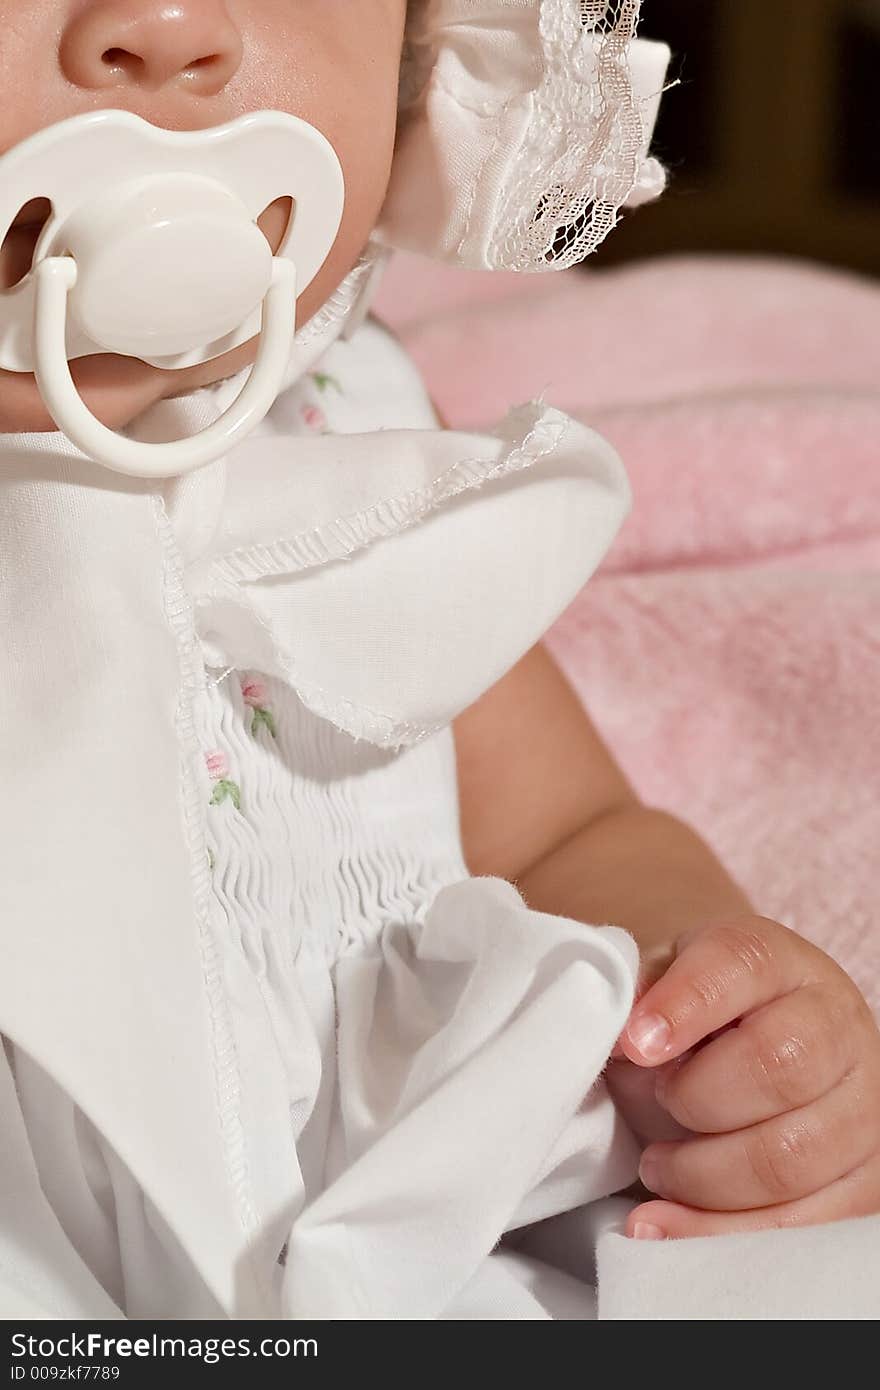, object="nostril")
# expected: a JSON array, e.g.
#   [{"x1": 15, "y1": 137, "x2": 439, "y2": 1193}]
[
  {"x1": 183, "y1": 53, "x2": 222, "y2": 84},
  {"x1": 62, "y1": 2, "x2": 244, "y2": 95},
  {"x1": 180, "y1": 49, "x2": 240, "y2": 95},
  {"x1": 101, "y1": 48, "x2": 145, "y2": 82}
]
